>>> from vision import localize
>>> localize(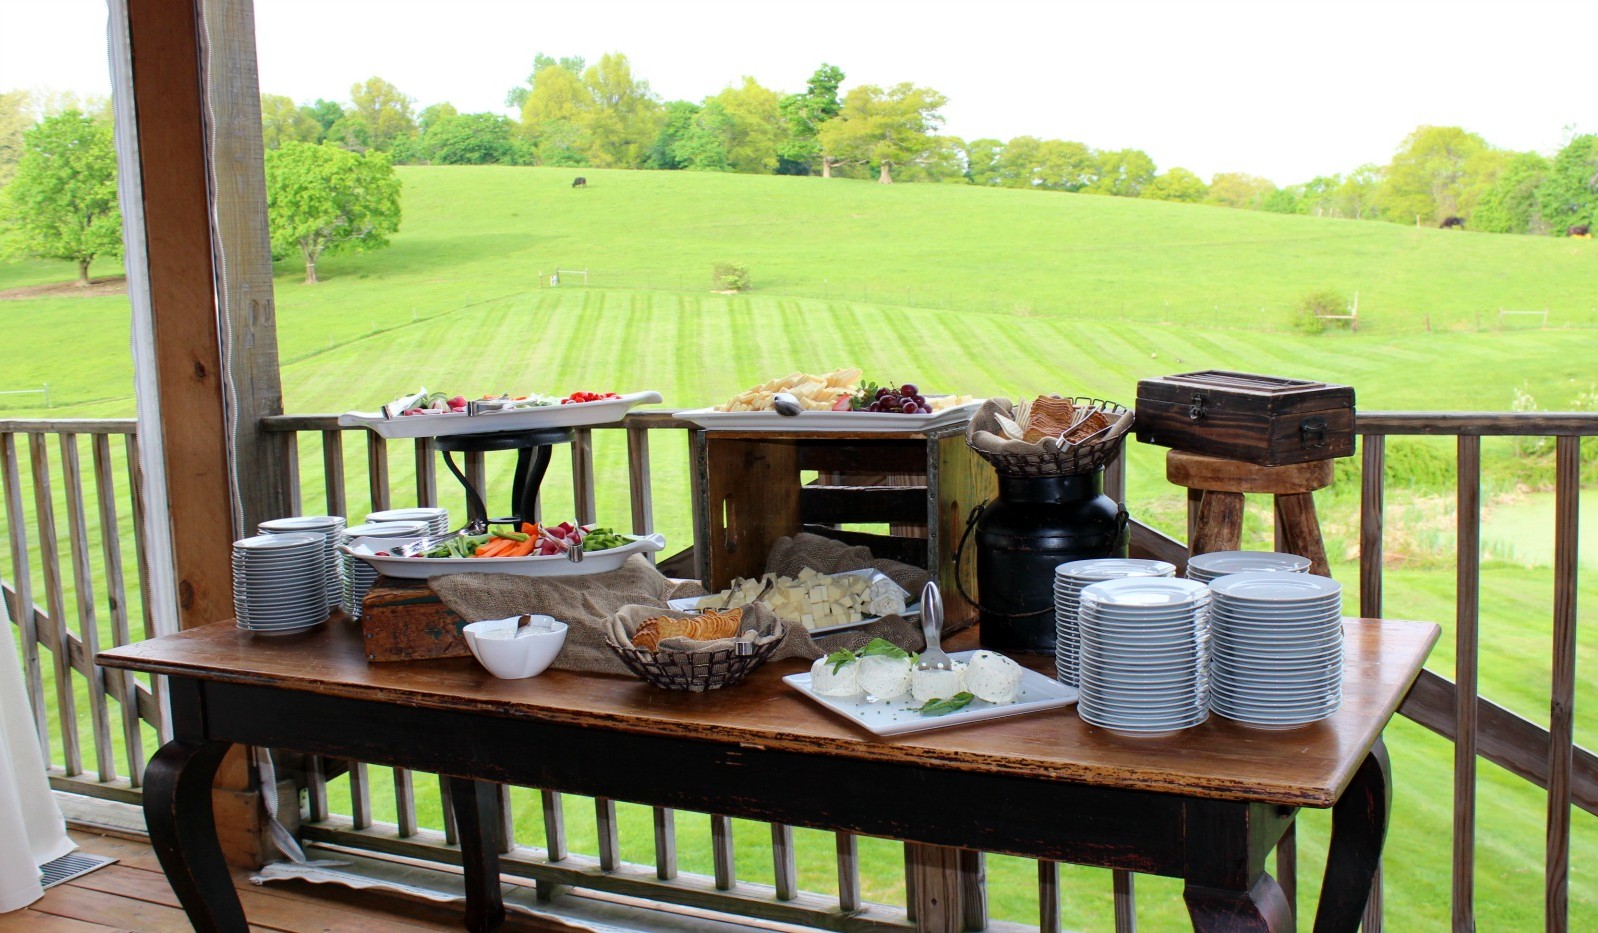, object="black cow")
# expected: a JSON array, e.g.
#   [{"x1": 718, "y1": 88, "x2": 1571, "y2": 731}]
[
  {"x1": 1440, "y1": 216, "x2": 1465, "y2": 229},
  {"x1": 1569, "y1": 224, "x2": 1591, "y2": 238},
  {"x1": 572, "y1": 176, "x2": 587, "y2": 188}
]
